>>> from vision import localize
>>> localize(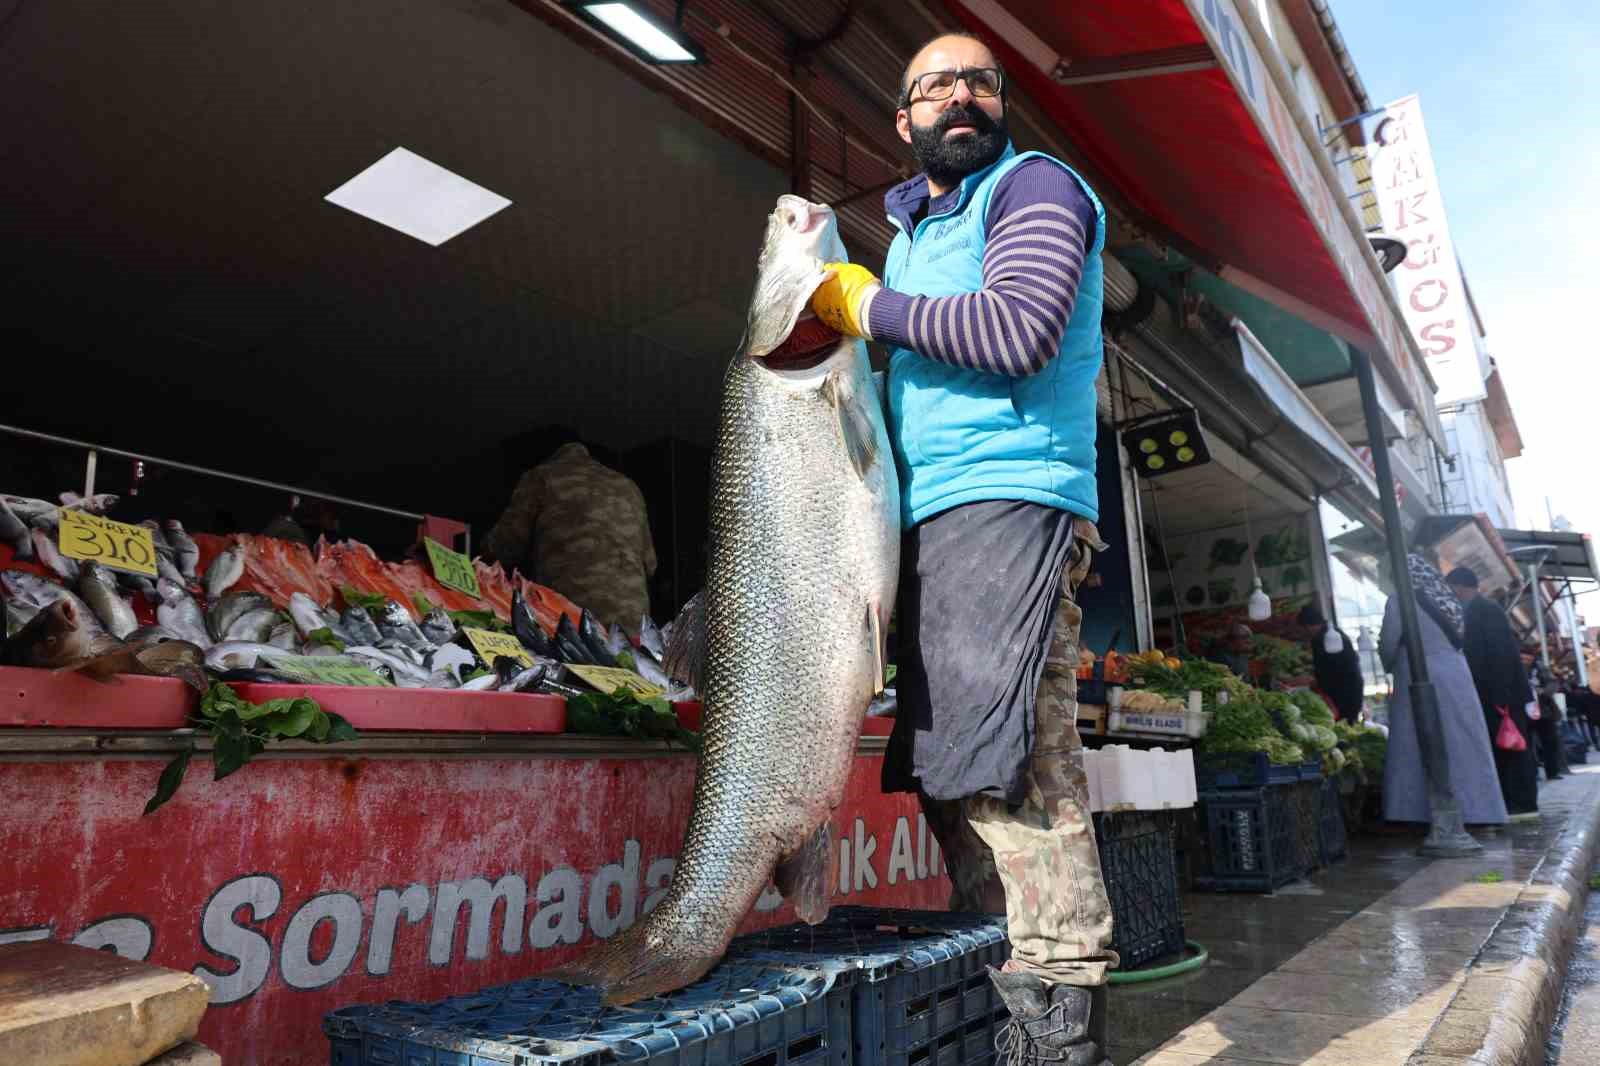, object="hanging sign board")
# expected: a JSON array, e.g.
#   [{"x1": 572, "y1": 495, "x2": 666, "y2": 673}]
[
  {"x1": 423, "y1": 537, "x2": 480, "y2": 598},
  {"x1": 57, "y1": 511, "x2": 159, "y2": 577}
]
